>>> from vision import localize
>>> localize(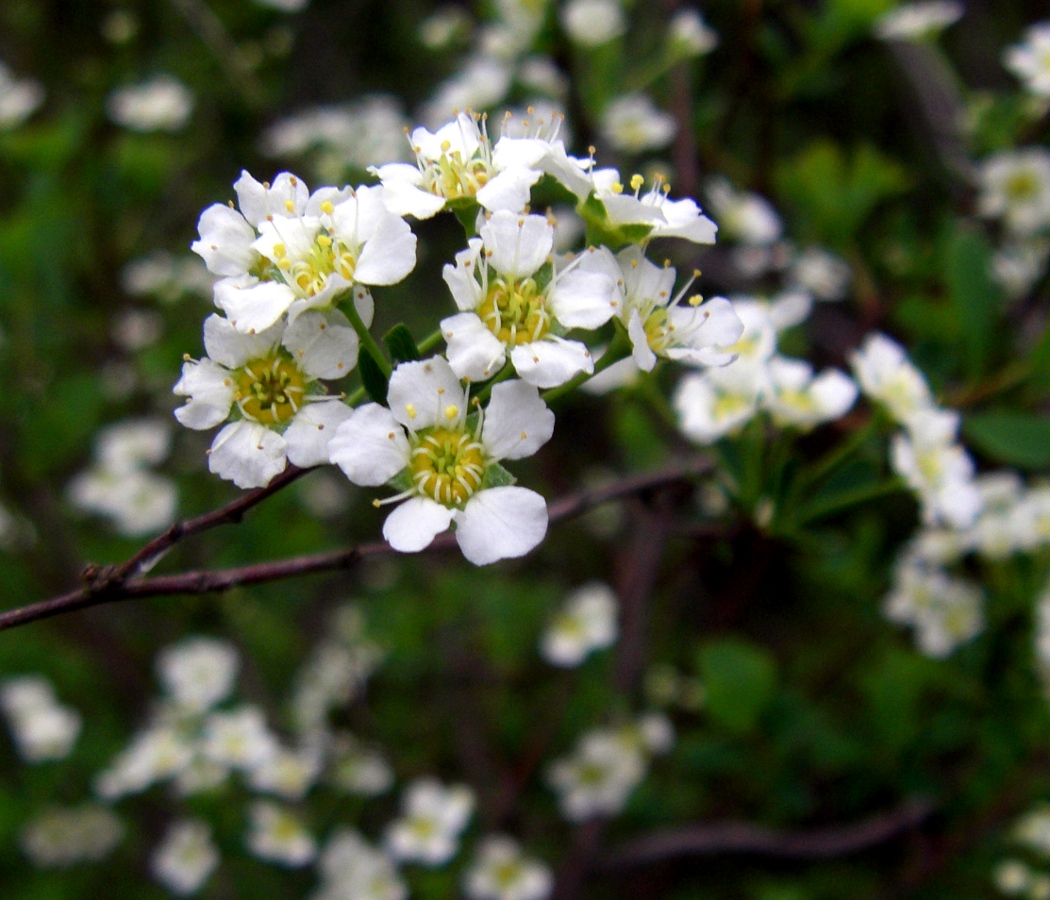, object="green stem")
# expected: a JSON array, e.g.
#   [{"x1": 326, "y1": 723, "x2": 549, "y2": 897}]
[
  {"x1": 541, "y1": 325, "x2": 634, "y2": 405},
  {"x1": 795, "y1": 478, "x2": 907, "y2": 526},
  {"x1": 472, "y1": 361, "x2": 516, "y2": 405},
  {"x1": 417, "y1": 328, "x2": 444, "y2": 355},
  {"x1": 343, "y1": 298, "x2": 391, "y2": 379},
  {"x1": 799, "y1": 416, "x2": 879, "y2": 490}
]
